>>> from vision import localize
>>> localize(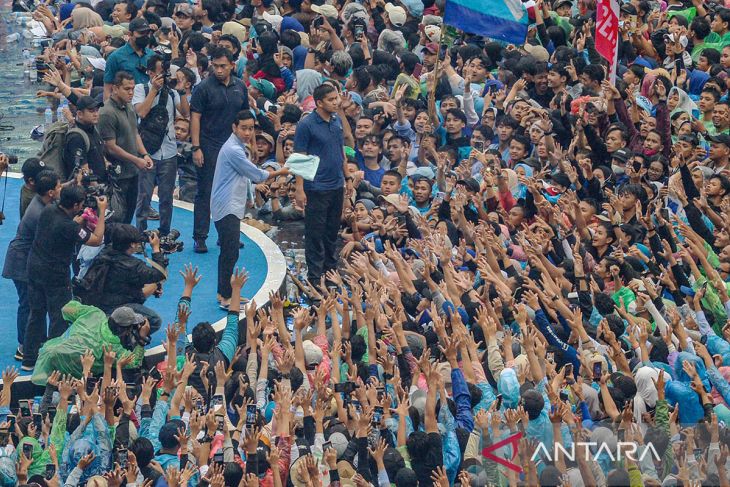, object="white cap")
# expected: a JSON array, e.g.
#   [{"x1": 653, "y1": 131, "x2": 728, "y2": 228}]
[
  {"x1": 310, "y1": 3, "x2": 338, "y2": 17},
  {"x1": 385, "y1": 3, "x2": 407, "y2": 27}
]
